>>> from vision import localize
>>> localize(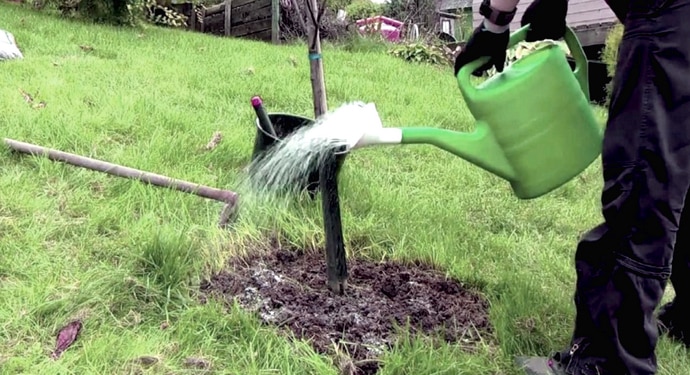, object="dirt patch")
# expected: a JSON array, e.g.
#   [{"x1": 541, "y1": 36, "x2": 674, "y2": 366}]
[{"x1": 199, "y1": 246, "x2": 493, "y2": 374}]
